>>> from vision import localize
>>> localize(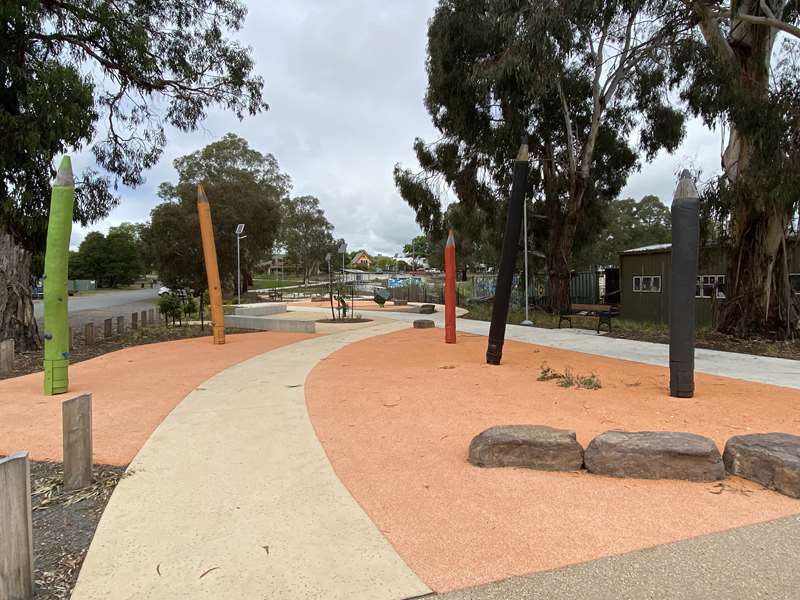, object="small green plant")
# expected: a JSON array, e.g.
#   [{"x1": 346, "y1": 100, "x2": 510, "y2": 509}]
[
  {"x1": 576, "y1": 372, "x2": 602, "y2": 390},
  {"x1": 183, "y1": 296, "x2": 198, "y2": 319},
  {"x1": 539, "y1": 363, "x2": 602, "y2": 390},
  {"x1": 537, "y1": 363, "x2": 563, "y2": 381},
  {"x1": 557, "y1": 367, "x2": 576, "y2": 388}
]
